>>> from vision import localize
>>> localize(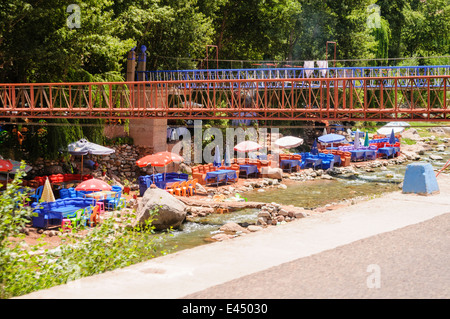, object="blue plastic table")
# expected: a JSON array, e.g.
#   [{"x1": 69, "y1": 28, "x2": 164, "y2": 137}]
[
  {"x1": 332, "y1": 154, "x2": 342, "y2": 166},
  {"x1": 378, "y1": 147, "x2": 399, "y2": 159},
  {"x1": 350, "y1": 149, "x2": 376, "y2": 161},
  {"x1": 205, "y1": 170, "x2": 237, "y2": 186},
  {"x1": 280, "y1": 159, "x2": 300, "y2": 173},
  {"x1": 304, "y1": 157, "x2": 322, "y2": 169},
  {"x1": 156, "y1": 178, "x2": 188, "y2": 189},
  {"x1": 239, "y1": 165, "x2": 259, "y2": 178},
  {"x1": 32, "y1": 207, "x2": 82, "y2": 229}
]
